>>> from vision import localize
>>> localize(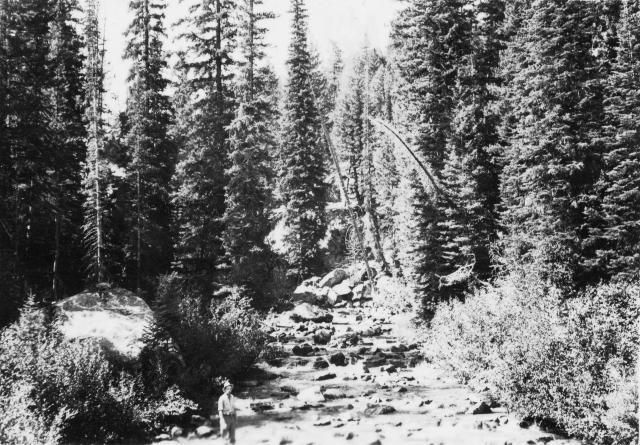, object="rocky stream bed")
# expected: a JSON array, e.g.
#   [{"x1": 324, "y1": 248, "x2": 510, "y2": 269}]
[{"x1": 152, "y1": 289, "x2": 584, "y2": 445}]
